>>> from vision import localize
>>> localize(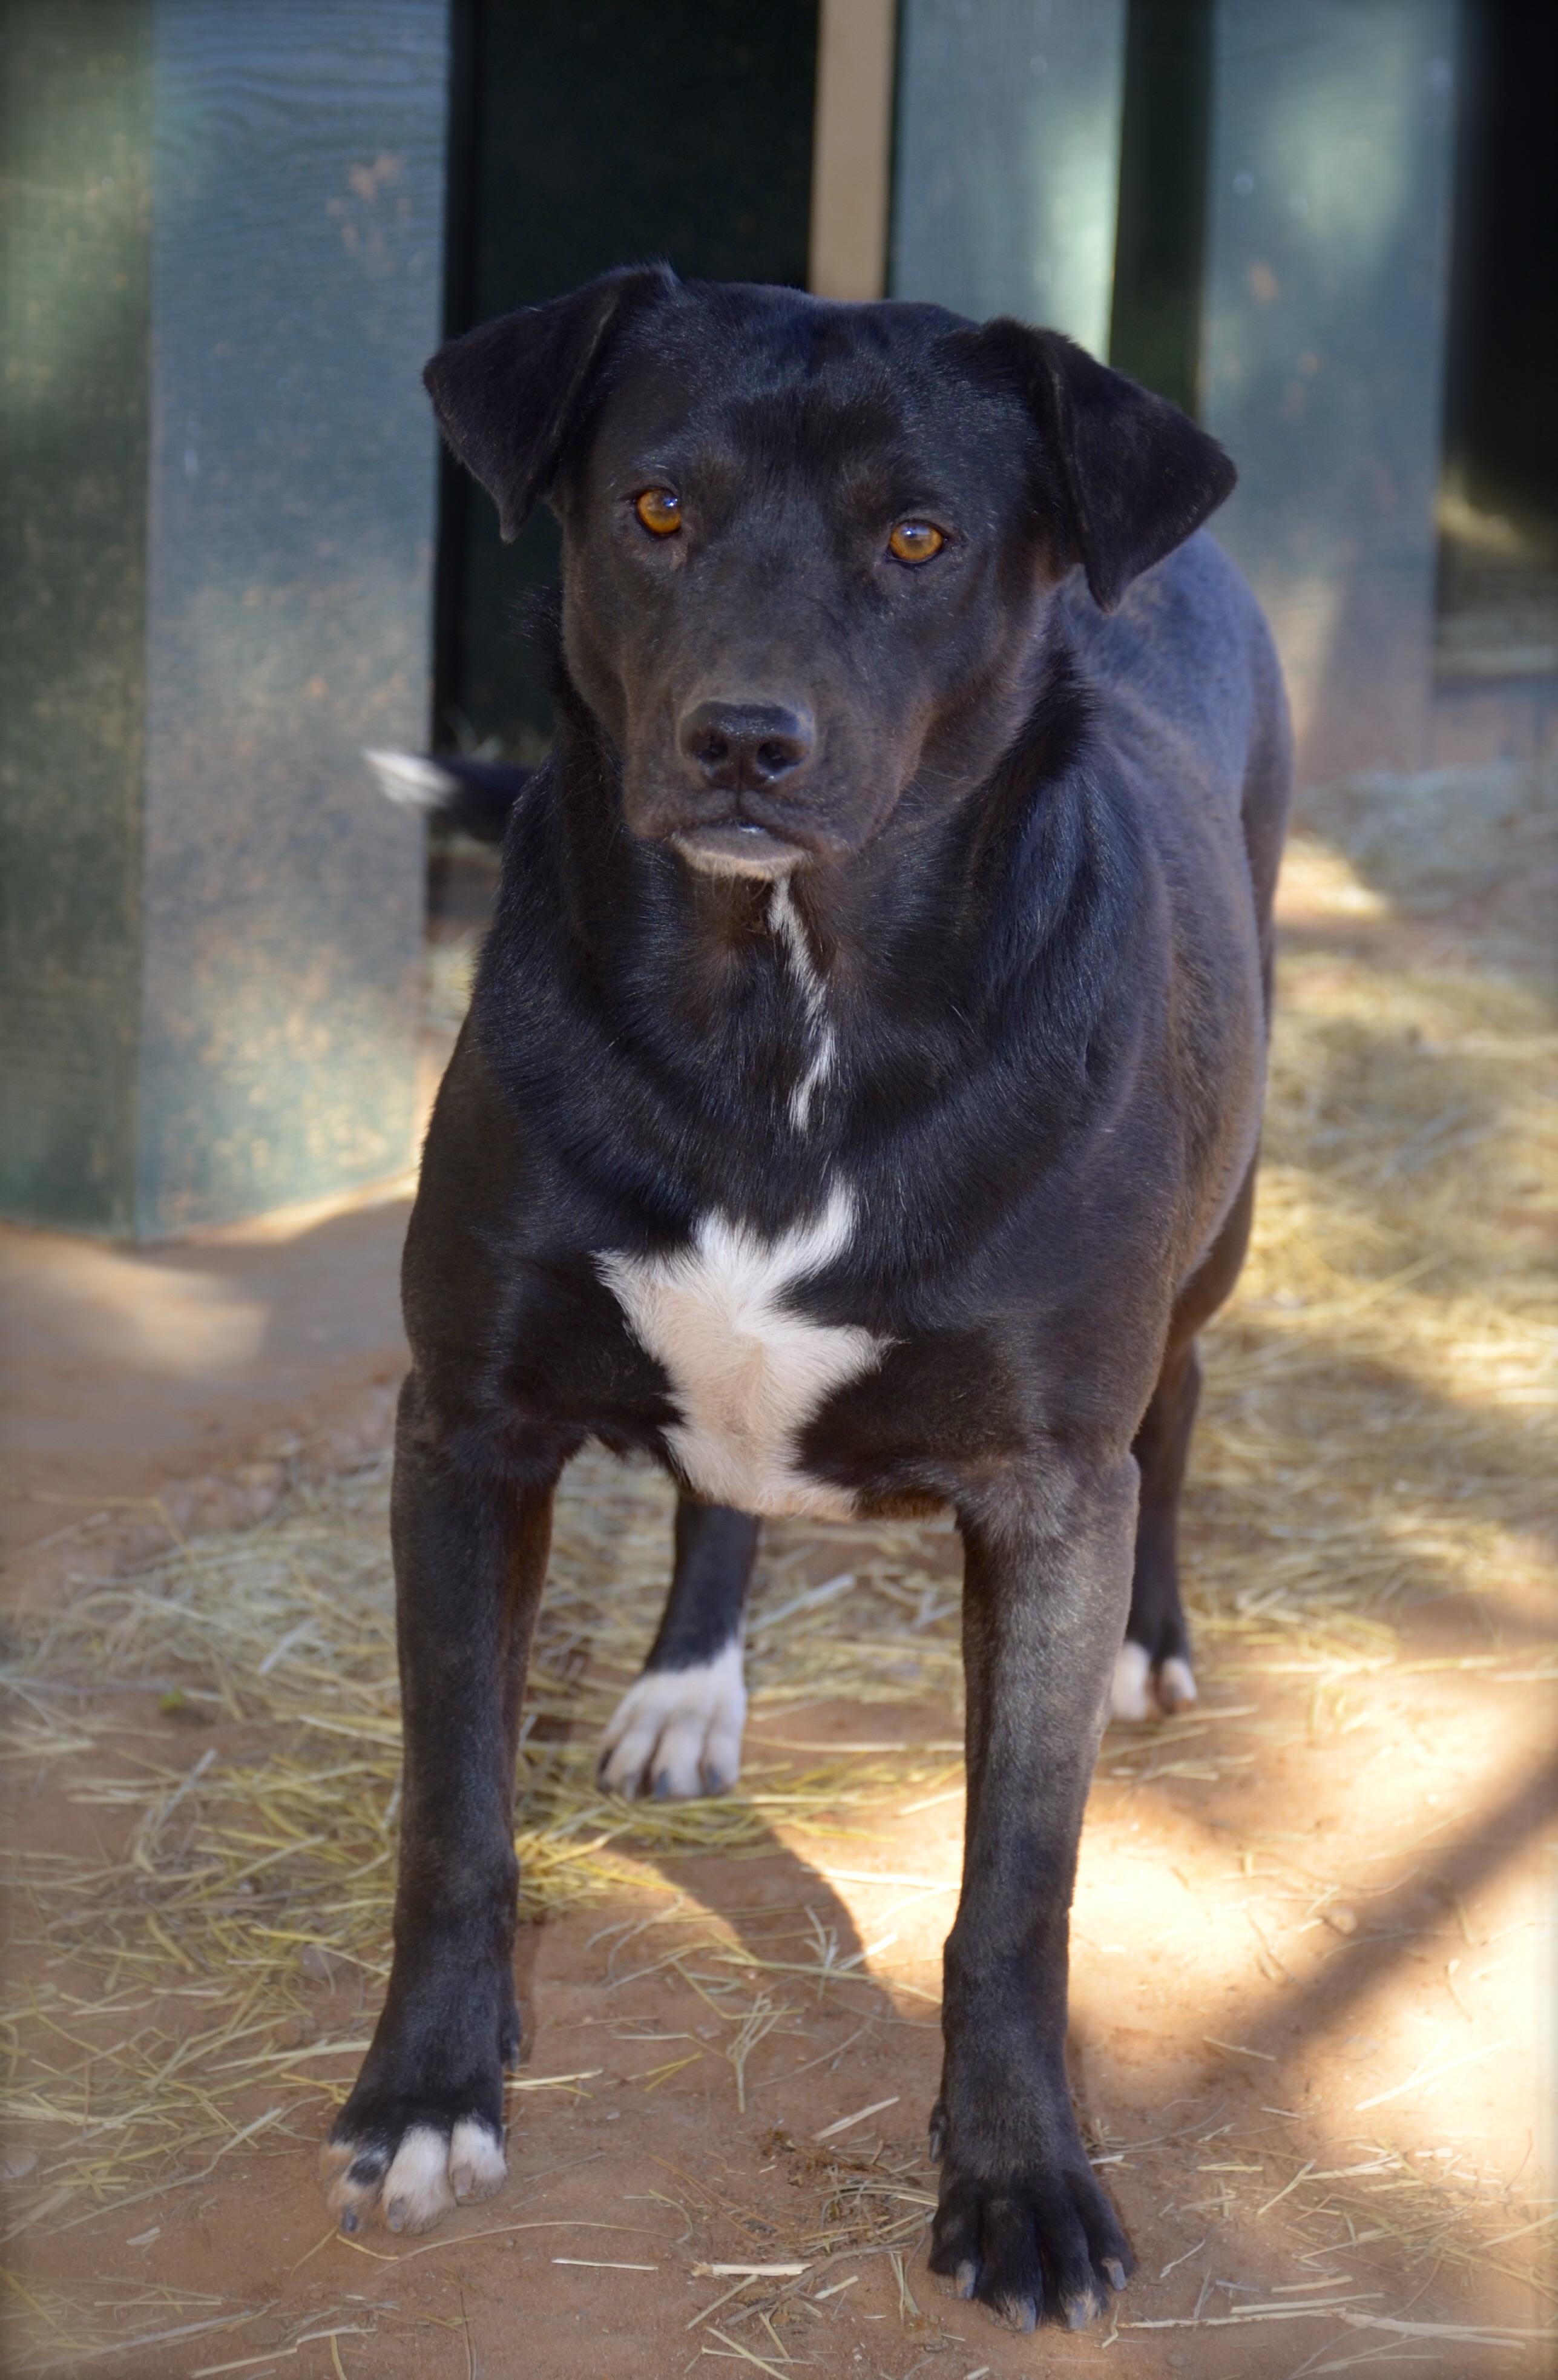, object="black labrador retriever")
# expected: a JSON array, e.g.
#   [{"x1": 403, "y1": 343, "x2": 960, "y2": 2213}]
[{"x1": 331, "y1": 265, "x2": 1290, "y2": 2335}]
